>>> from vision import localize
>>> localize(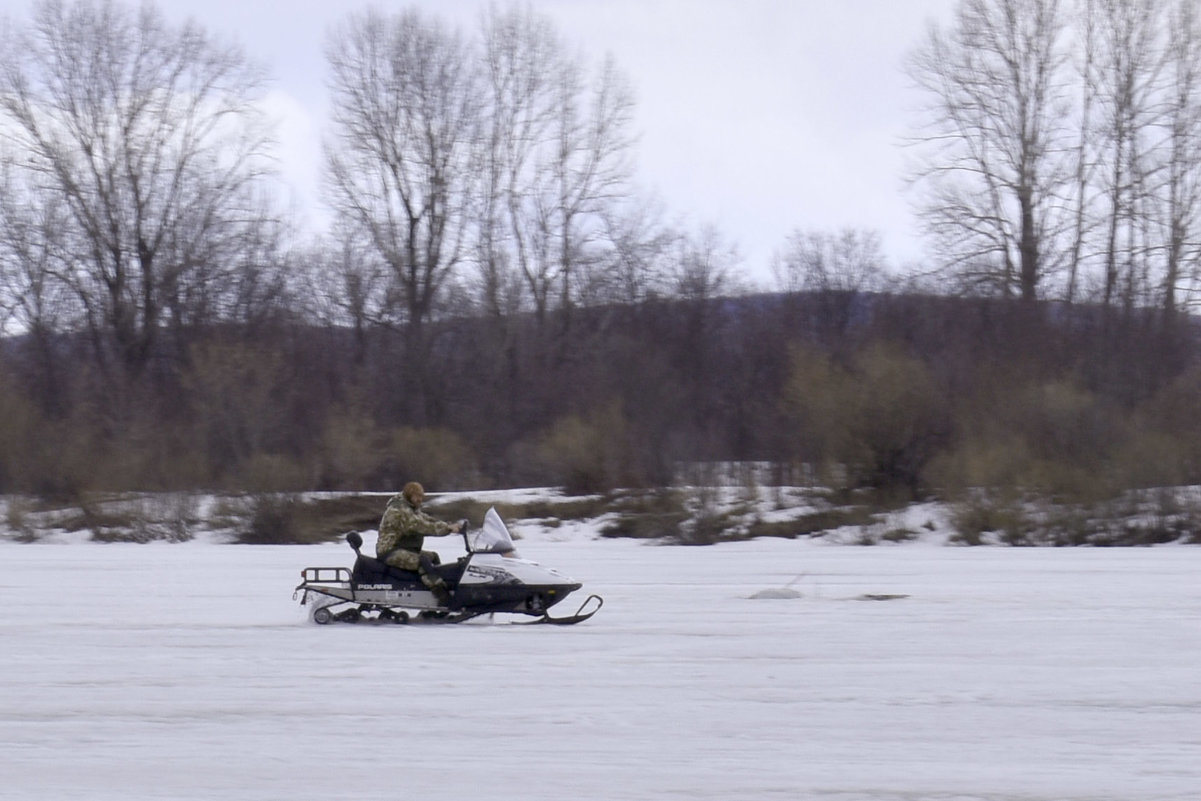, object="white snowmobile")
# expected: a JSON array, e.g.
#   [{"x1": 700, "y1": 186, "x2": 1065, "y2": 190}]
[{"x1": 294, "y1": 506, "x2": 602, "y2": 625}]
